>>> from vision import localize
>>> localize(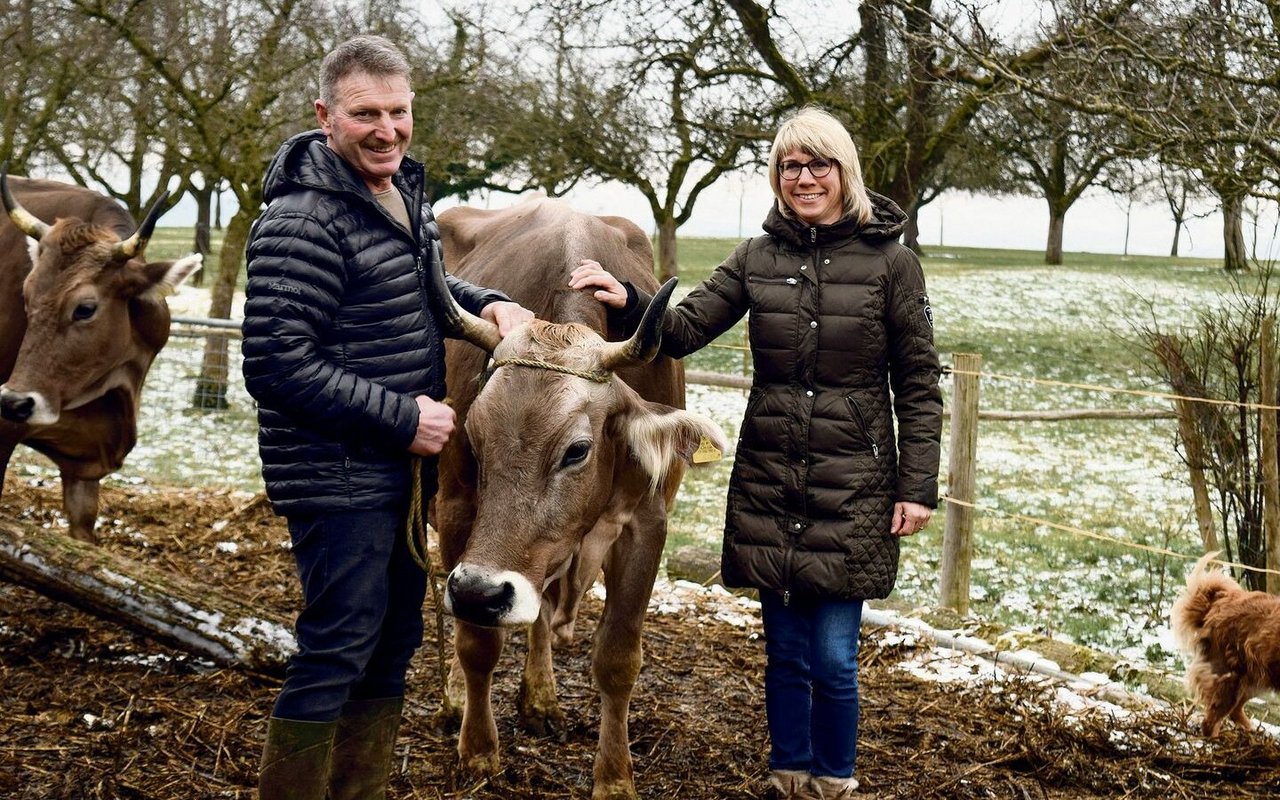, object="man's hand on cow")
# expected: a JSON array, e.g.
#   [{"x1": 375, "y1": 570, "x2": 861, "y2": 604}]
[
  {"x1": 891, "y1": 501, "x2": 932, "y2": 537},
  {"x1": 569, "y1": 260, "x2": 628, "y2": 309},
  {"x1": 480, "y1": 301, "x2": 535, "y2": 337},
  {"x1": 408, "y1": 395, "x2": 456, "y2": 456}
]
